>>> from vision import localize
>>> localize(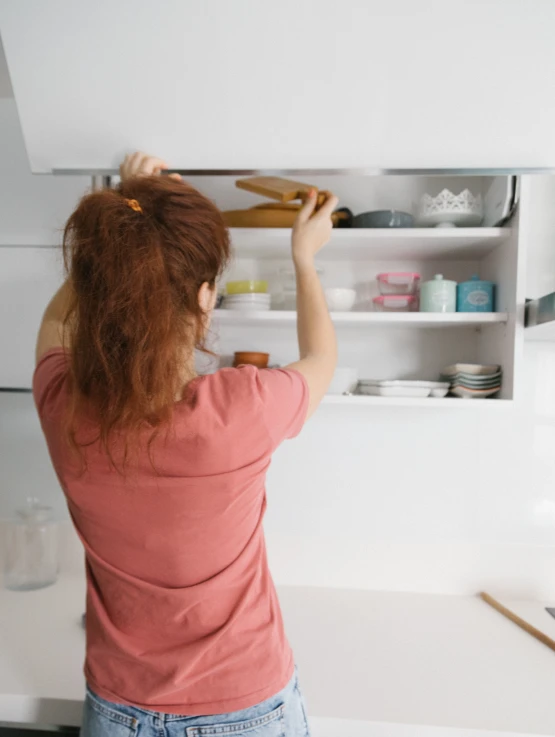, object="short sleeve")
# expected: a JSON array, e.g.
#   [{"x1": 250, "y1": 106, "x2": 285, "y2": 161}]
[
  {"x1": 256, "y1": 368, "x2": 309, "y2": 449},
  {"x1": 32, "y1": 348, "x2": 69, "y2": 419}
]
